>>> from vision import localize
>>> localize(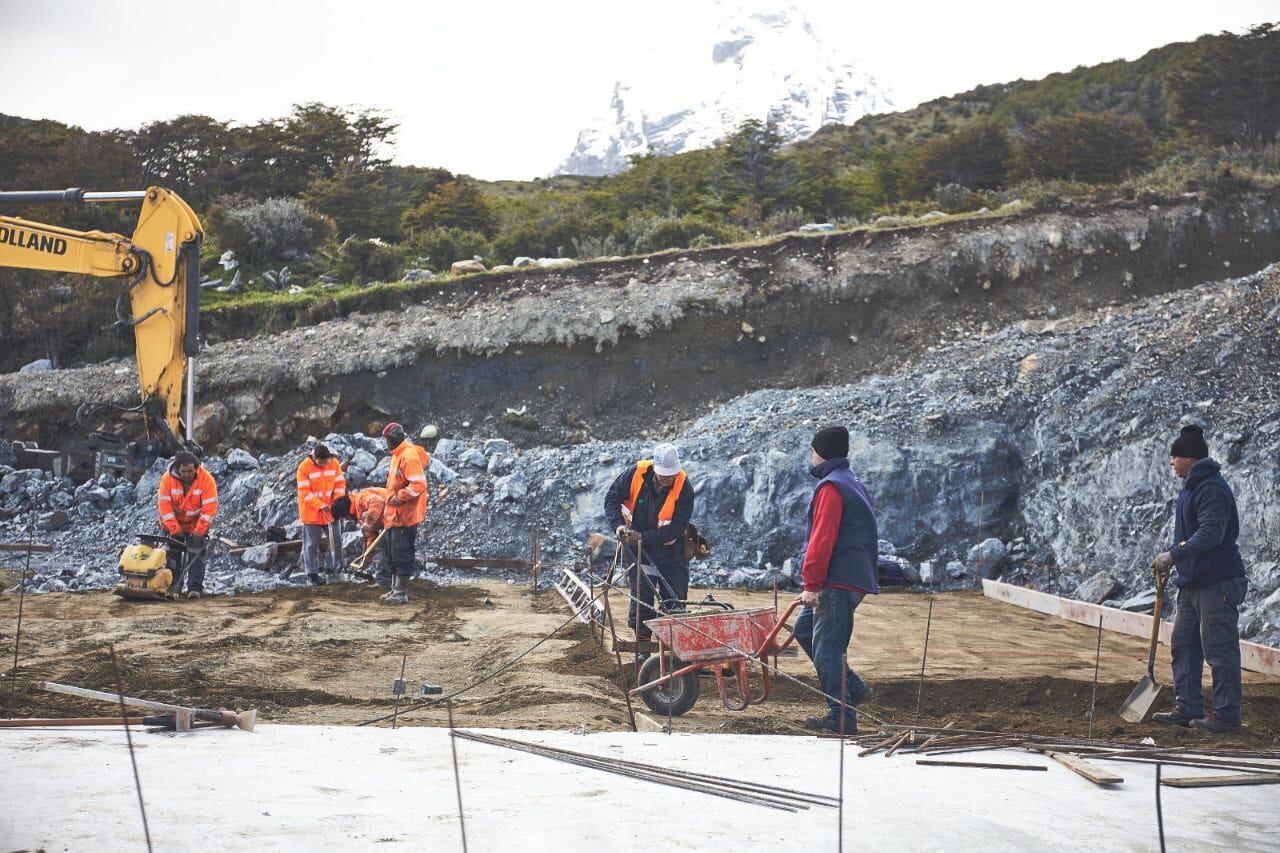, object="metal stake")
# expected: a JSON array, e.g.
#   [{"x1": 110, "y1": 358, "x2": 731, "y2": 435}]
[
  {"x1": 392, "y1": 654, "x2": 407, "y2": 730},
  {"x1": 838, "y1": 657, "x2": 847, "y2": 853},
  {"x1": 8, "y1": 510, "x2": 34, "y2": 715},
  {"x1": 447, "y1": 701, "x2": 469, "y2": 853},
  {"x1": 109, "y1": 644, "x2": 153, "y2": 853},
  {"x1": 1088, "y1": 613, "x2": 1103, "y2": 739},
  {"x1": 1155, "y1": 763, "x2": 1166, "y2": 853},
  {"x1": 914, "y1": 596, "x2": 934, "y2": 728}
]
